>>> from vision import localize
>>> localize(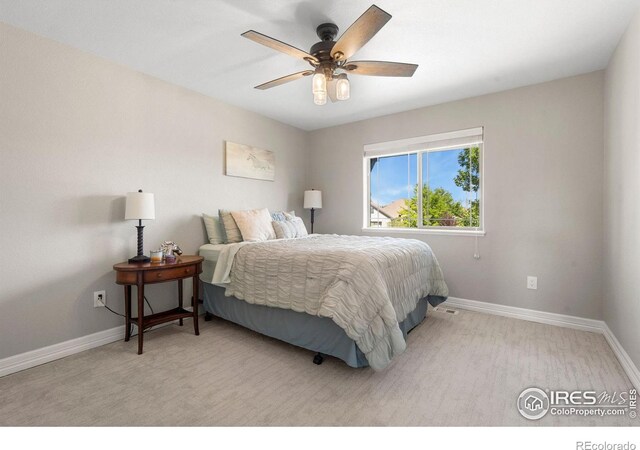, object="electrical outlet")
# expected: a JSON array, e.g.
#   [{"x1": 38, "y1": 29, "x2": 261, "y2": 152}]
[
  {"x1": 94, "y1": 290, "x2": 106, "y2": 307},
  {"x1": 527, "y1": 276, "x2": 538, "y2": 290}
]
